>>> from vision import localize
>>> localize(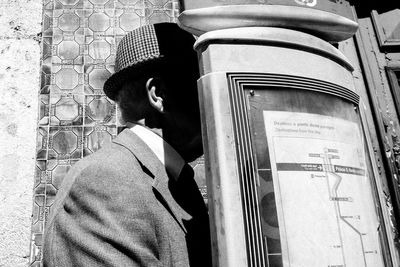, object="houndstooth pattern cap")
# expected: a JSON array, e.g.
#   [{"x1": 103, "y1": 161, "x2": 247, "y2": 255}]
[
  {"x1": 103, "y1": 23, "x2": 198, "y2": 101},
  {"x1": 114, "y1": 25, "x2": 160, "y2": 73}
]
